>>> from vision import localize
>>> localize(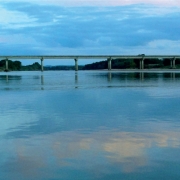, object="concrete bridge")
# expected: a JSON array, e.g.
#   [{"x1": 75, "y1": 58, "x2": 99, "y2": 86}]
[{"x1": 1, "y1": 55, "x2": 180, "y2": 71}]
